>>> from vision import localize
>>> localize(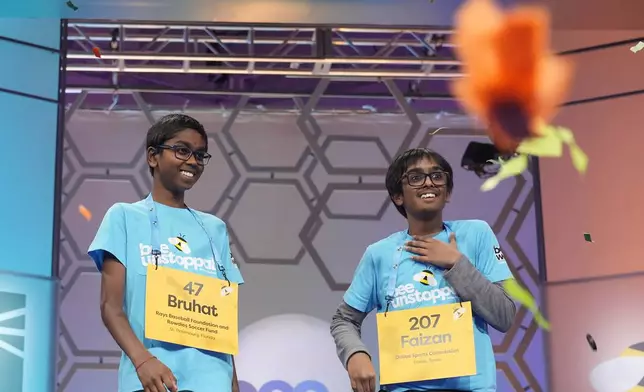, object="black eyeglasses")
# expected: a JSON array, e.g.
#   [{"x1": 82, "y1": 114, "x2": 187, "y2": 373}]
[
  {"x1": 157, "y1": 145, "x2": 212, "y2": 165},
  {"x1": 401, "y1": 171, "x2": 449, "y2": 188}
]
